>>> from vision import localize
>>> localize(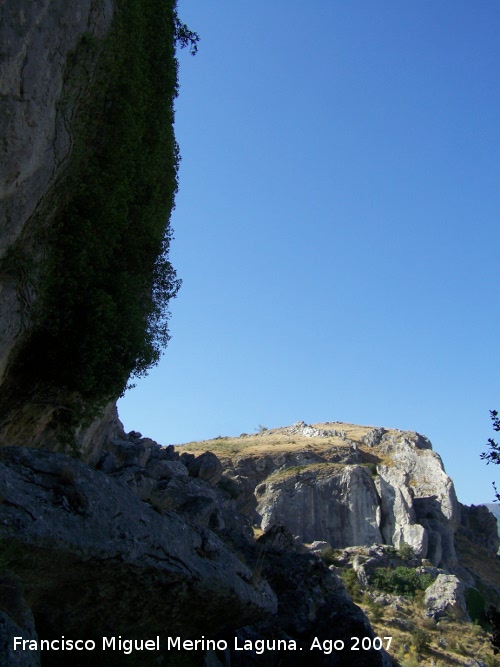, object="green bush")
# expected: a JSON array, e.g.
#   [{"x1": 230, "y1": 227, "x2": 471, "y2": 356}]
[
  {"x1": 397, "y1": 542, "x2": 416, "y2": 560},
  {"x1": 412, "y1": 628, "x2": 431, "y2": 654},
  {"x1": 369, "y1": 566, "x2": 436, "y2": 598},
  {"x1": 466, "y1": 587, "x2": 487, "y2": 627},
  {"x1": 320, "y1": 547, "x2": 344, "y2": 567},
  {"x1": 341, "y1": 568, "x2": 362, "y2": 599}
]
